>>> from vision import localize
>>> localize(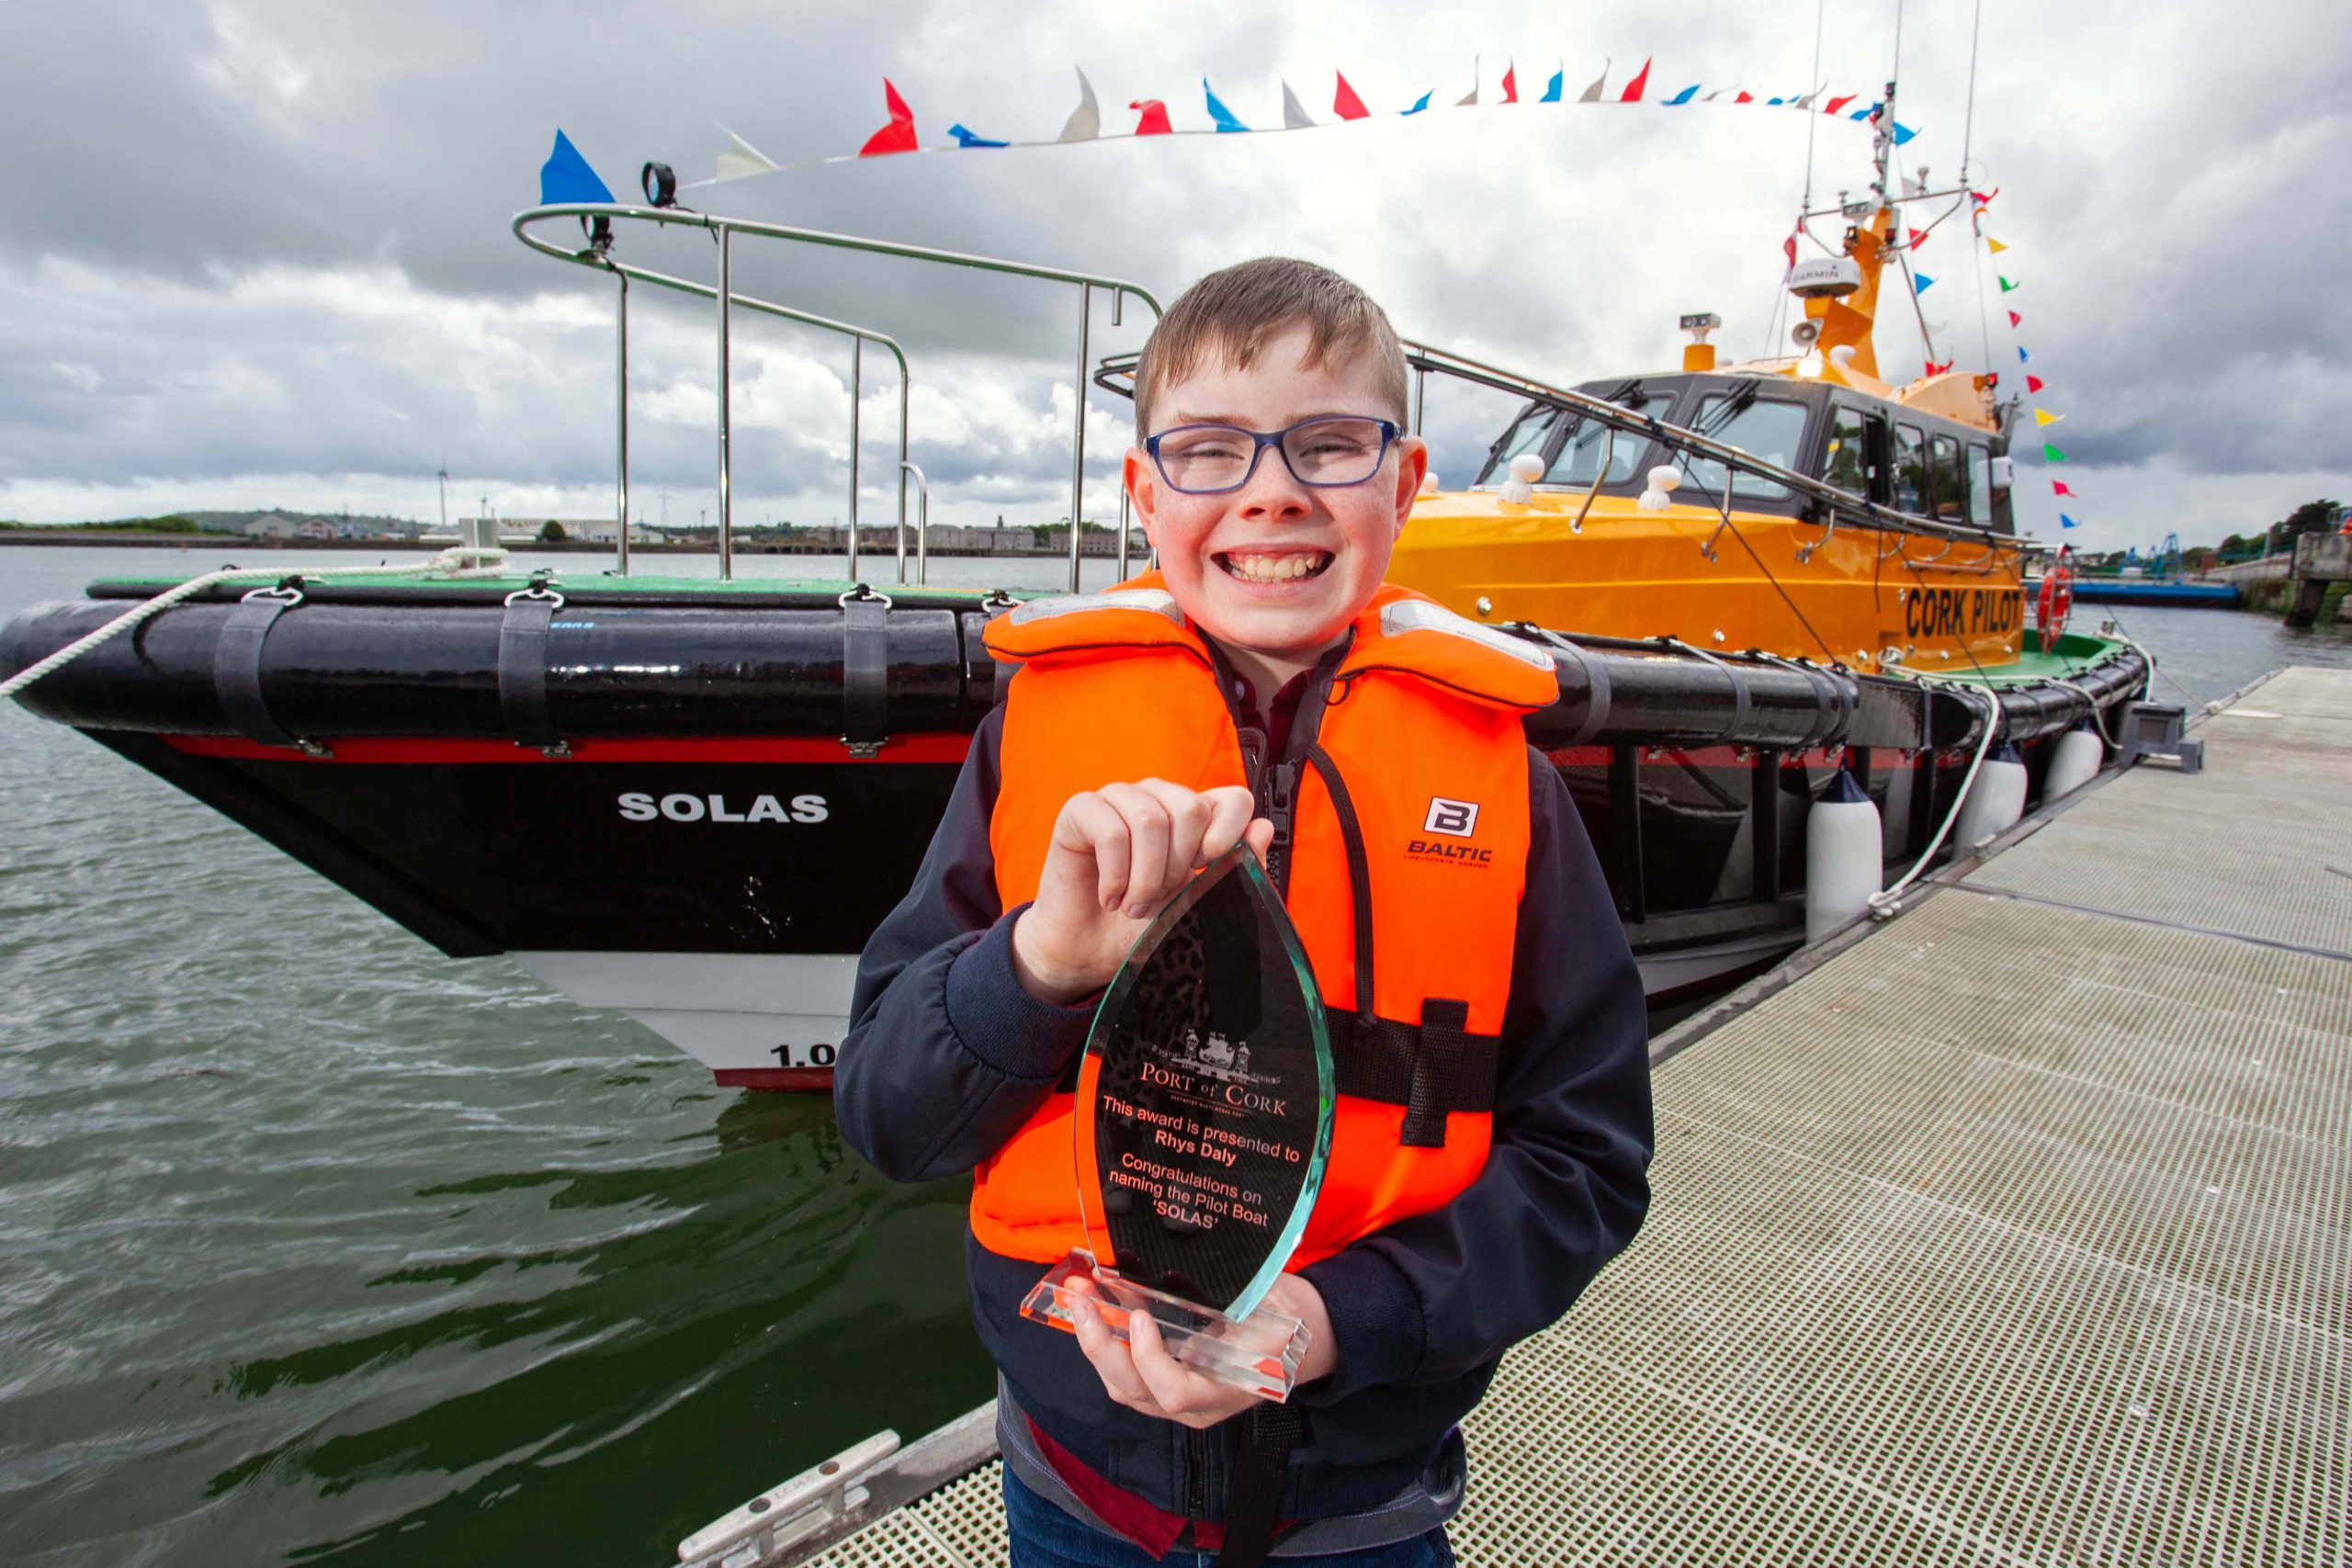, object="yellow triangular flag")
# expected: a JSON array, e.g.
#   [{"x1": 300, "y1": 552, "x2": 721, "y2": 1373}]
[
  {"x1": 1986, "y1": 236, "x2": 2008, "y2": 254},
  {"x1": 2034, "y1": 408, "x2": 2064, "y2": 426}
]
